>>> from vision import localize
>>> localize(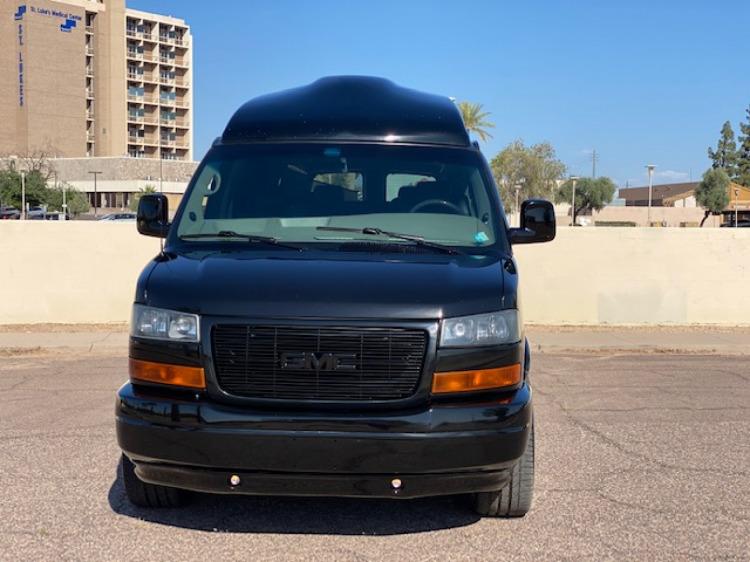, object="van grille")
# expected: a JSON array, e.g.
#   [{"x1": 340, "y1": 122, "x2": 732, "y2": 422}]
[{"x1": 212, "y1": 325, "x2": 427, "y2": 401}]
